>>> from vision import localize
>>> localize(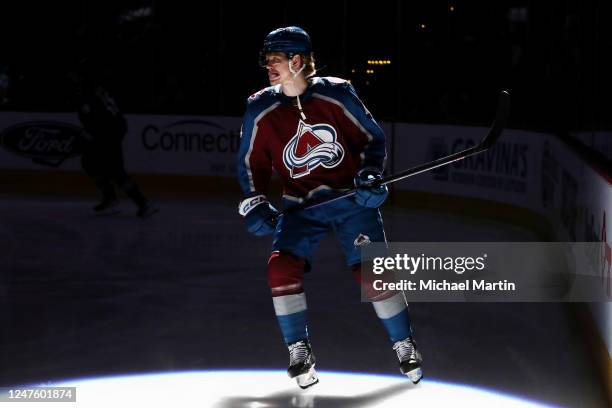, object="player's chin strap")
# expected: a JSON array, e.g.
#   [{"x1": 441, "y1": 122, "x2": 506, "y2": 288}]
[{"x1": 289, "y1": 59, "x2": 307, "y2": 121}]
